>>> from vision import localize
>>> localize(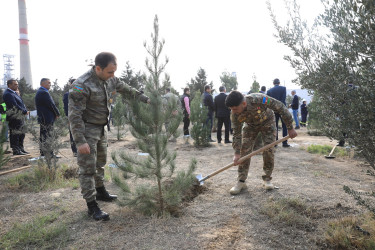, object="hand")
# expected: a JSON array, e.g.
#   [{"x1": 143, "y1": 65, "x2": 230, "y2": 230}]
[
  {"x1": 172, "y1": 110, "x2": 178, "y2": 116},
  {"x1": 78, "y1": 143, "x2": 90, "y2": 154},
  {"x1": 288, "y1": 128, "x2": 298, "y2": 139},
  {"x1": 233, "y1": 153, "x2": 241, "y2": 165},
  {"x1": 147, "y1": 99, "x2": 151, "y2": 104}
]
